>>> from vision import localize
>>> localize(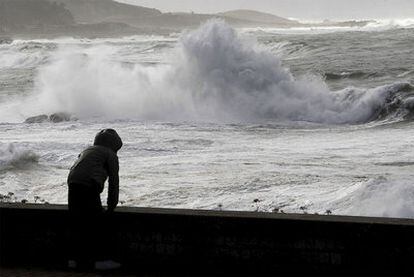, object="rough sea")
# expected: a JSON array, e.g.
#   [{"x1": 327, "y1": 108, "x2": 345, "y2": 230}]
[{"x1": 1, "y1": 19, "x2": 413, "y2": 218}]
